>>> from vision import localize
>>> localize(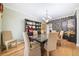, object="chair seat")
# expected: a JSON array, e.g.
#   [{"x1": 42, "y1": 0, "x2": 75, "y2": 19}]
[{"x1": 5, "y1": 39, "x2": 17, "y2": 44}]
